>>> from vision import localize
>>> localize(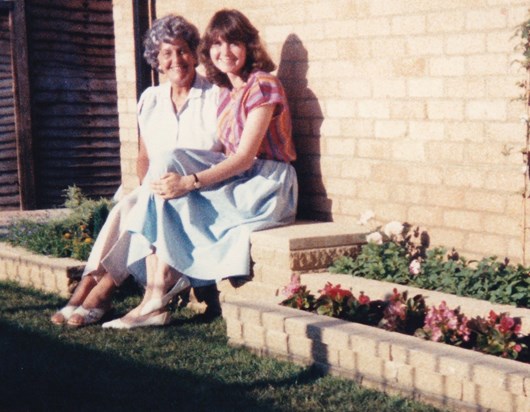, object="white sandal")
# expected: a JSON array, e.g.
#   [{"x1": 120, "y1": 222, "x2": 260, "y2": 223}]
[
  {"x1": 67, "y1": 306, "x2": 108, "y2": 327},
  {"x1": 139, "y1": 277, "x2": 191, "y2": 316},
  {"x1": 102, "y1": 312, "x2": 170, "y2": 330},
  {"x1": 50, "y1": 305, "x2": 79, "y2": 325}
]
